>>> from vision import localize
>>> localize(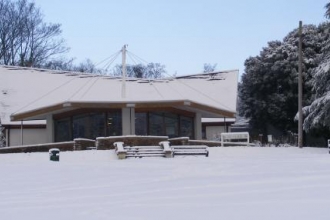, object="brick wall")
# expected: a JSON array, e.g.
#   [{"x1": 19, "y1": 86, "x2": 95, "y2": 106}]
[
  {"x1": 96, "y1": 135, "x2": 169, "y2": 150},
  {"x1": 73, "y1": 138, "x2": 96, "y2": 150},
  {"x1": 0, "y1": 141, "x2": 74, "y2": 154}
]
